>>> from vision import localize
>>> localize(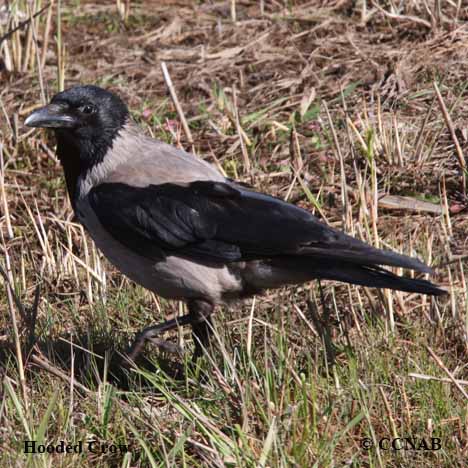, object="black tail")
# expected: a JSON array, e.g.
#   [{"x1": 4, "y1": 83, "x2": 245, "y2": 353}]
[{"x1": 315, "y1": 262, "x2": 445, "y2": 296}]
